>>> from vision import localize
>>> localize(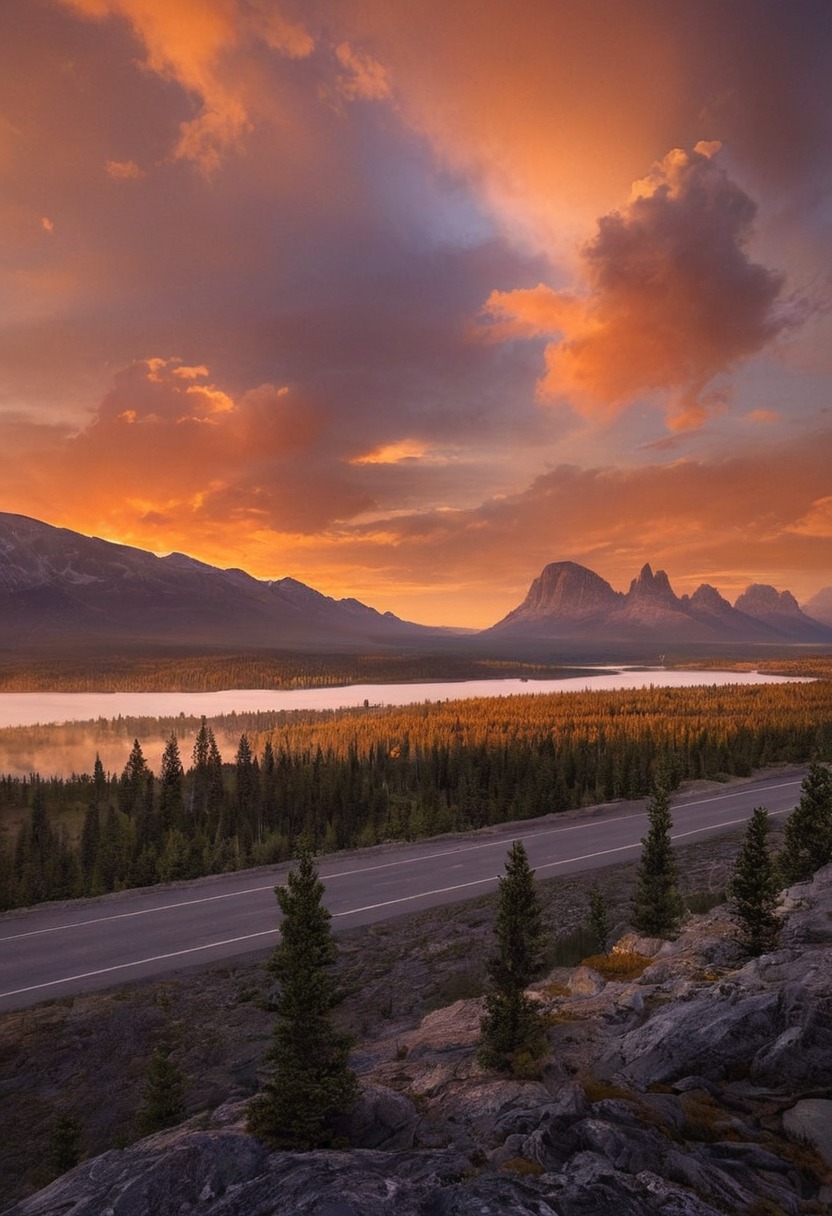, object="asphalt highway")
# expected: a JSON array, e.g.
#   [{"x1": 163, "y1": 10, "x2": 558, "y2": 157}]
[{"x1": 0, "y1": 769, "x2": 806, "y2": 1012}]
